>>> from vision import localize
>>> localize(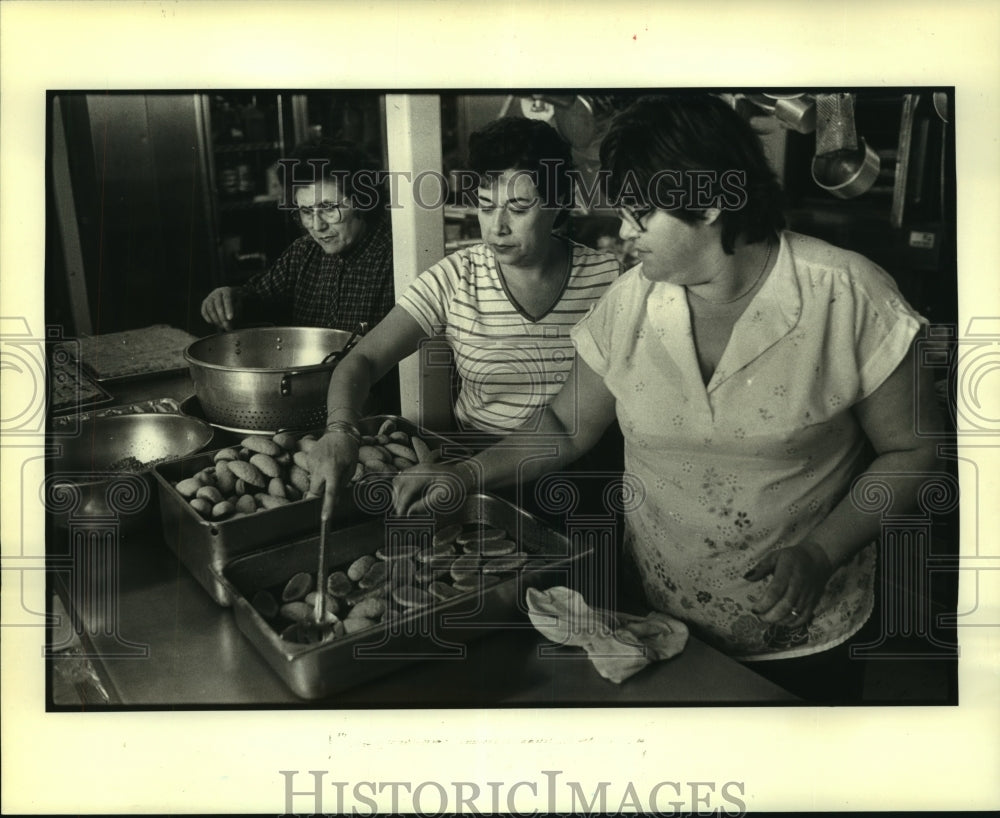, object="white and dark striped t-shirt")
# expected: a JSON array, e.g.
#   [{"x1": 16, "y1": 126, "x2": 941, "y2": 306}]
[{"x1": 397, "y1": 241, "x2": 621, "y2": 434}]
